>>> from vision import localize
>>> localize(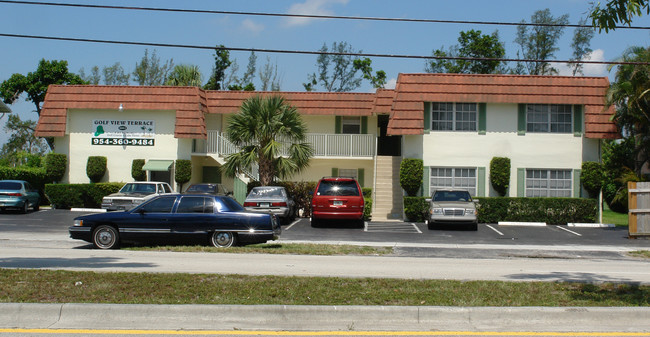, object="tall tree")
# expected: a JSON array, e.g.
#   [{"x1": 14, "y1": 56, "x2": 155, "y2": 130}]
[
  {"x1": 79, "y1": 66, "x2": 101, "y2": 85},
  {"x1": 353, "y1": 58, "x2": 387, "y2": 89},
  {"x1": 606, "y1": 46, "x2": 650, "y2": 175},
  {"x1": 165, "y1": 65, "x2": 203, "y2": 87},
  {"x1": 425, "y1": 30, "x2": 506, "y2": 74},
  {"x1": 103, "y1": 62, "x2": 130, "y2": 85},
  {"x1": 204, "y1": 45, "x2": 232, "y2": 90},
  {"x1": 514, "y1": 9, "x2": 570, "y2": 75},
  {"x1": 223, "y1": 95, "x2": 313, "y2": 186},
  {"x1": 259, "y1": 56, "x2": 281, "y2": 91},
  {"x1": 0, "y1": 114, "x2": 48, "y2": 167},
  {"x1": 570, "y1": 18, "x2": 595, "y2": 76},
  {"x1": 303, "y1": 42, "x2": 364, "y2": 92},
  {"x1": 241, "y1": 51, "x2": 257, "y2": 87},
  {"x1": 590, "y1": 0, "x2": 650, "y2": 32},
  {"x1": 132, "y1": 49, "x2": 174, "y2": 86}
]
